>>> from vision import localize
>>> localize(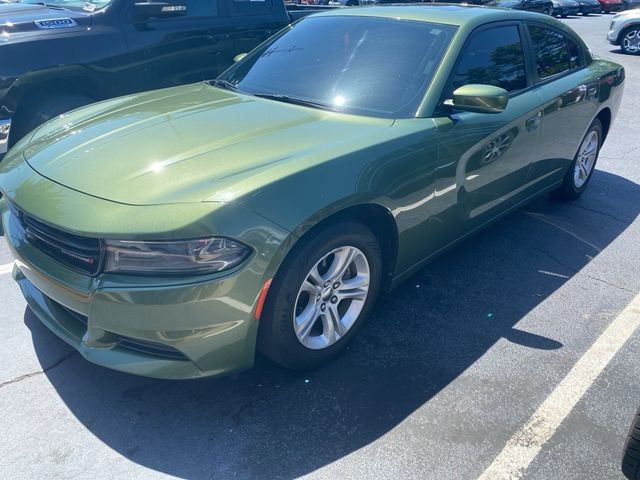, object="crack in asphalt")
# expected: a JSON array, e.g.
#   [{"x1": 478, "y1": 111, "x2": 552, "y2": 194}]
[
  {"x1": 568, "y1": 203, "x2": 633, "y2": 224},
  {"x1": 0, "y1": 351, "x2": 76, "y2": 390},
  {"x1": 515, "y1": 240, "x2": 635, "y2": 294}
]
